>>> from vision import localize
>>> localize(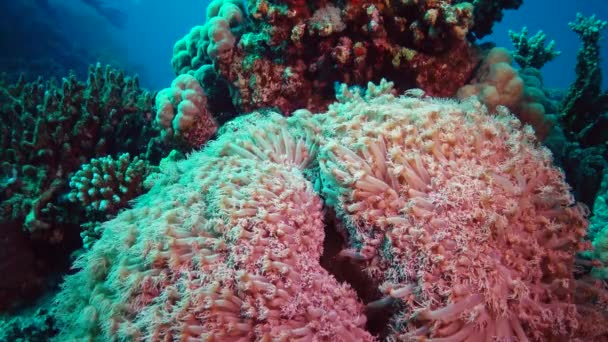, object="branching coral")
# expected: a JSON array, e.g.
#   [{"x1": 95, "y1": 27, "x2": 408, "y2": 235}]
[
  {"x1": 561, "y1": 13, "x2": 608, "y2": 138},
  {"x1": 68, "y1": 153, "x2": 149, "y2": 215},
  {"x1": 53, "y1": 81, "x2": 602, "y2": 341},
  {"x1": 509, "y1": 26, "x2": 561, "y2": 69},
  {"x1": 0, "y1": 64, "x2": 166, "y2": 239},
  {"x1": 549, "y1": 13, "x2": 608, "y2": 209}
]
